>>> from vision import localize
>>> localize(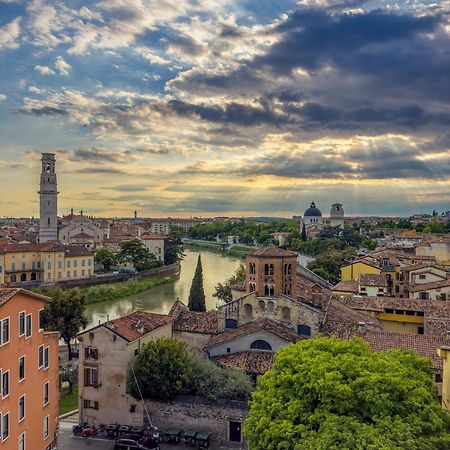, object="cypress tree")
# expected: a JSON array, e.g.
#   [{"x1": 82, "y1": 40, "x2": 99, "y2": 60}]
[
  {"x1": 188, "y1": 254, "x2": 206, "y2": 312},
  {"x1": 301, "y1": 223, "x2": 308, "y2": 241}
]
